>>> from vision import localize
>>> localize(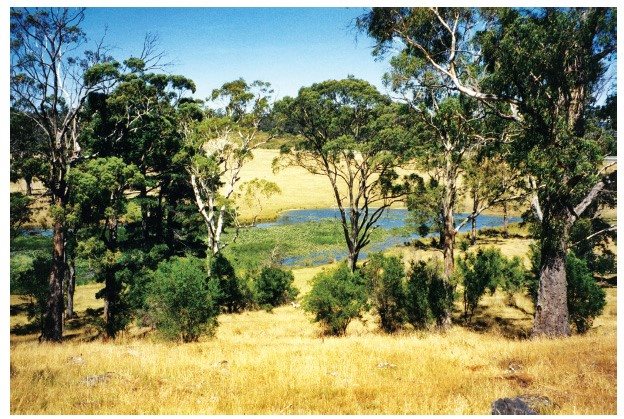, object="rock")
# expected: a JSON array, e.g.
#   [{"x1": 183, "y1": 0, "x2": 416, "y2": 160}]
[
  {"x1": 81, "y1": 372, "x2": 114, "y2": 387},
  {"x1": 491, "y1": 397, "x2": 537, "y2": 415},
  {"x1": 518, "y1": 394, "x2": 555, "y2": 413},
  {"x1": 67, "y1": 355, "x2": 85, "y2": 365},
  {"x1": 377, "y1": 361, "x2": 397, "y2": 369}
]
